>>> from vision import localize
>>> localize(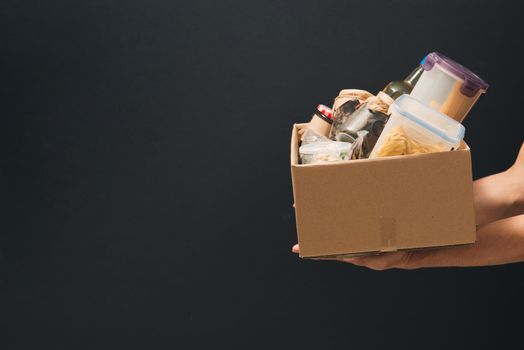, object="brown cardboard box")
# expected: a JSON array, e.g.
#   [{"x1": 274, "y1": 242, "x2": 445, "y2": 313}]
[{"x1": 290, "y1": 123, "x2": 476, "y2": 258}]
